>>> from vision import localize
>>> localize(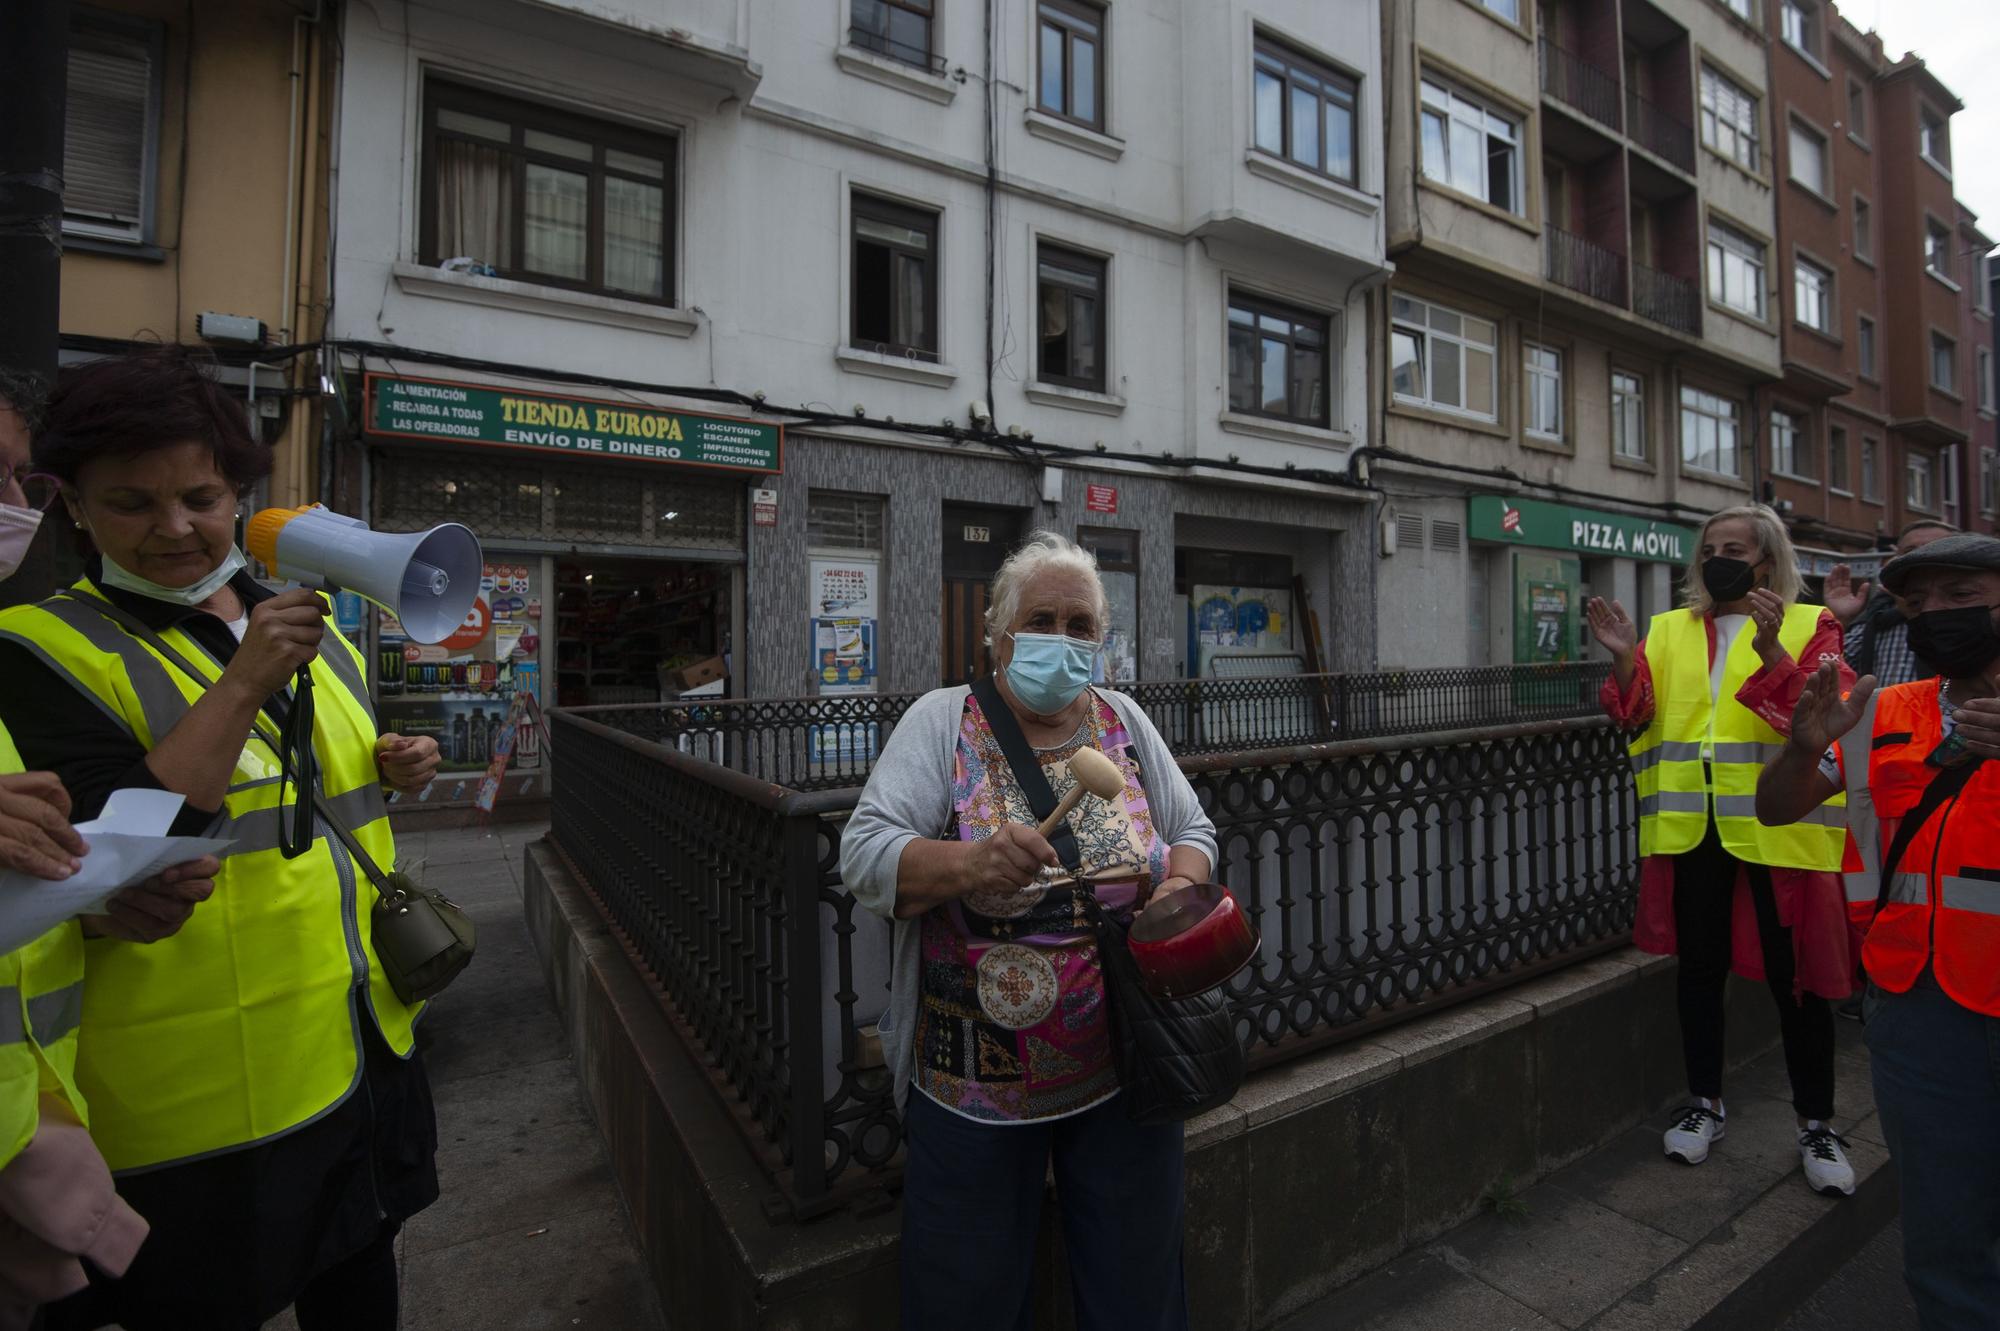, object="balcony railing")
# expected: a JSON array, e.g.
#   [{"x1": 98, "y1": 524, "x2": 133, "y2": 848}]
[
  {"x1": 1627, "y1": 91, "x2": 1696, "y2": 173},
  {"x1": 1633, "y1": 259, "x2": 1701, "y2": 335},
  {"x1": 847, "y1": 24, "x2": 948, "y2": 75},
  {"x1": 550, "y1": 710, "x2": 1640, "y2": 1213},
  {"x1": 571, "y1": 662, "x2": 1614, "y2": 792},
  {"x1": 1538, "y1": 38, "x2": 1622, "y2": 132},
  {"x1": 1545, "y1": 225, "x2": 1628, "y2": 307}
]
